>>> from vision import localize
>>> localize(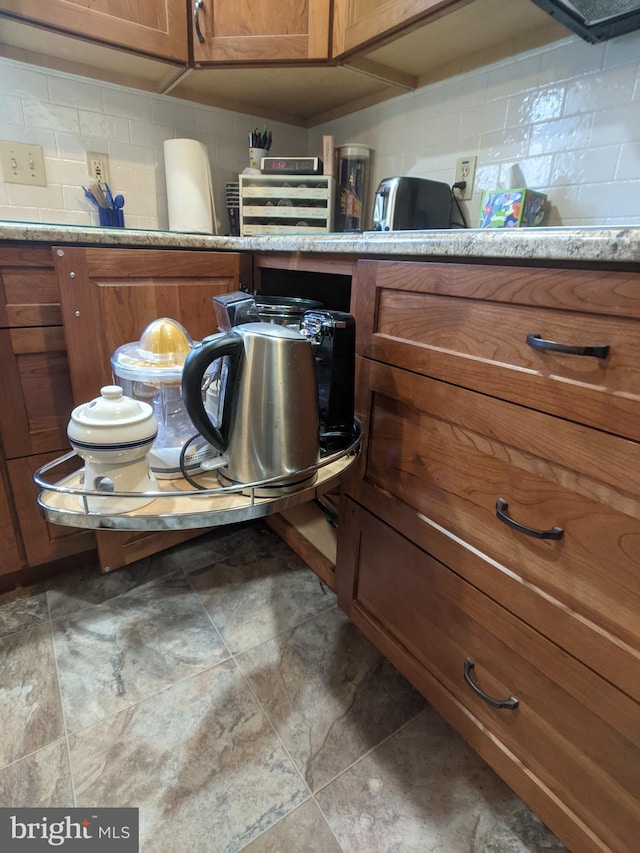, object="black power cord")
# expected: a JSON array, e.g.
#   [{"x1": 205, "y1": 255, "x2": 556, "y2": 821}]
[{"x1": 450, "y1": 181, "x2": 469, "y2": 229}]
